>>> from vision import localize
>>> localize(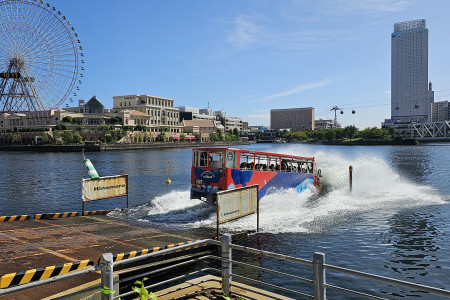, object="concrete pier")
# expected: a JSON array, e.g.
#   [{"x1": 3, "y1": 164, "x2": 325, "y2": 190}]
[{"x1": 0, "y1": 214, "x2": 212, "y2": 299}]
